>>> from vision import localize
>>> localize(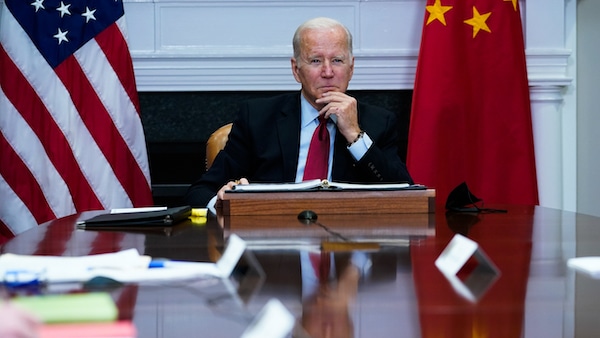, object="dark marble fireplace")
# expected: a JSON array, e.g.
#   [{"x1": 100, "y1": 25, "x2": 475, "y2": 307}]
[{"x1": 139, "y1": 90, "x2": 413, "y2": 206}]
